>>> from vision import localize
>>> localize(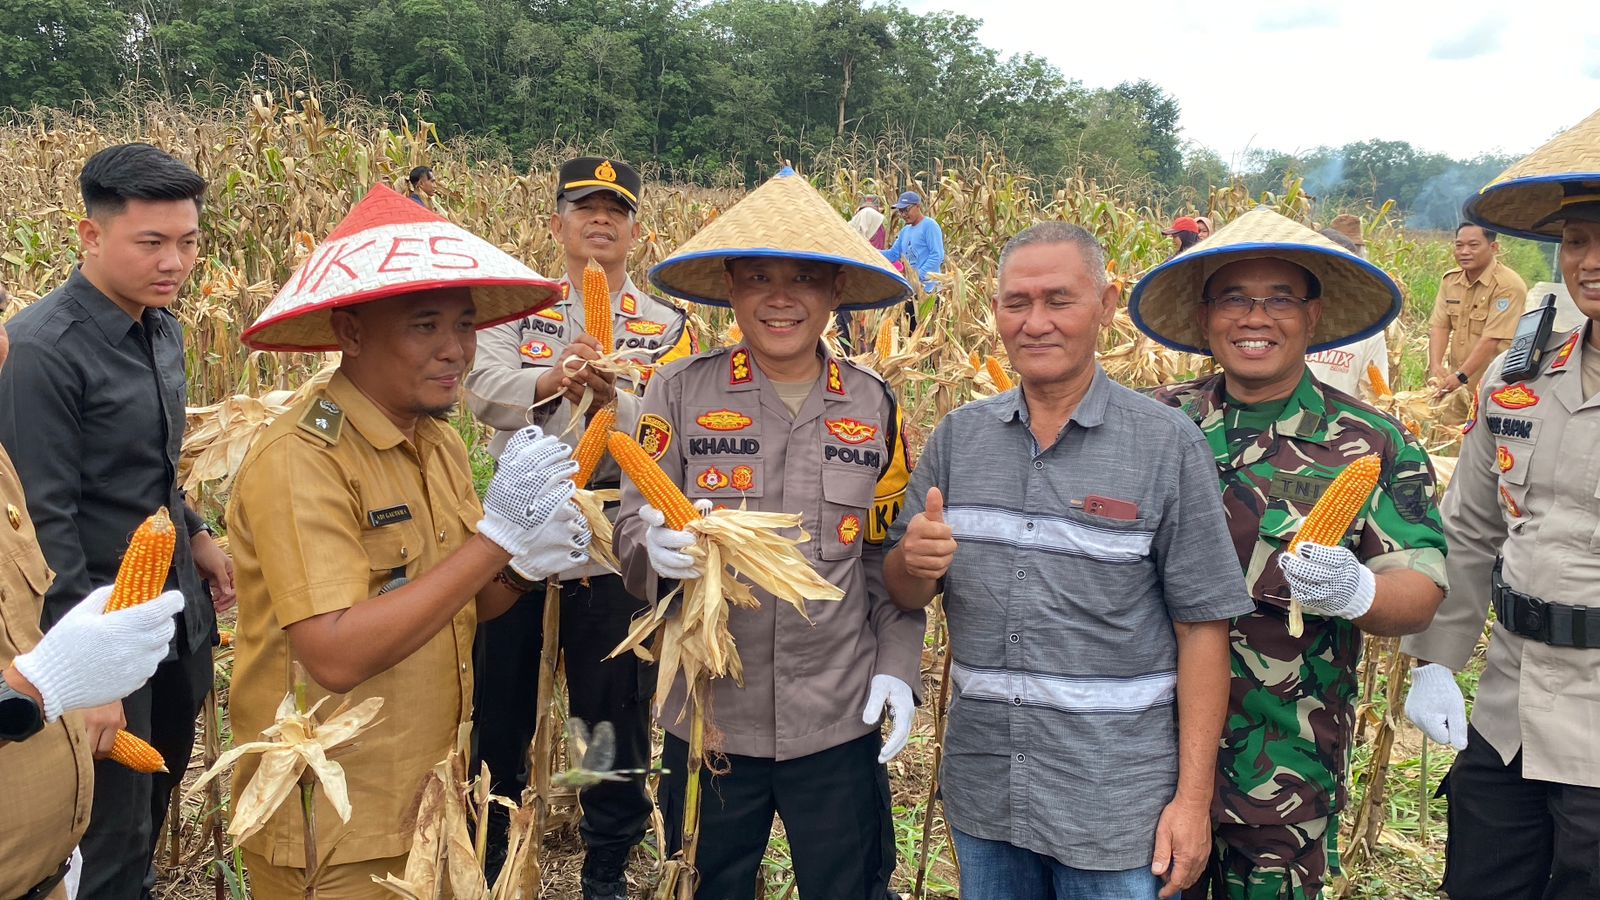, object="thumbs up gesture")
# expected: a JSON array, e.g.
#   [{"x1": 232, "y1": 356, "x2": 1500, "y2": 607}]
[{"x1": 902, "y1": 487, "x2": 958, "y2": 581}]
